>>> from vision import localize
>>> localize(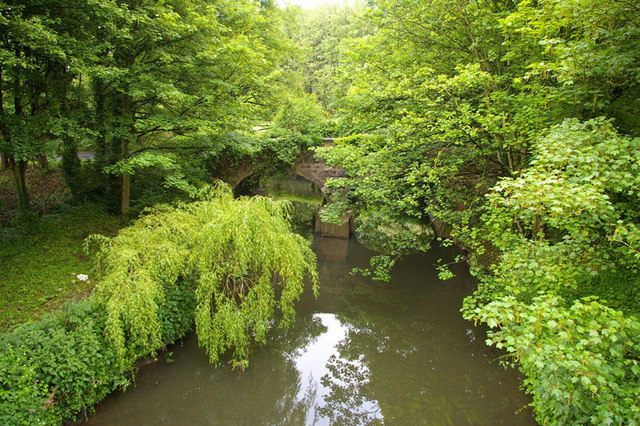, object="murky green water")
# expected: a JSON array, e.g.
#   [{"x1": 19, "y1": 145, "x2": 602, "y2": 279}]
[{"x1": 86, "y1": 236, "x2": 536, "y2": 425}]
